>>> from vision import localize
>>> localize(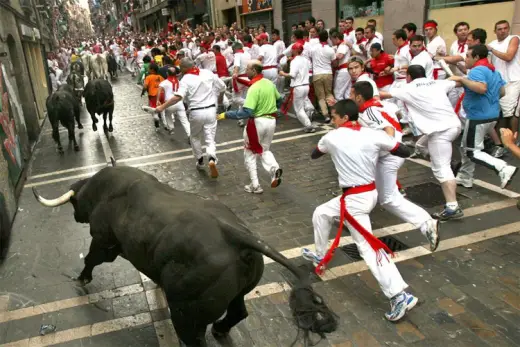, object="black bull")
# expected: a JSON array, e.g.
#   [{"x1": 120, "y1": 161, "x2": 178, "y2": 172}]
[{"x1": 33, "y1": 166, "x2": 337, "y2": 346}]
